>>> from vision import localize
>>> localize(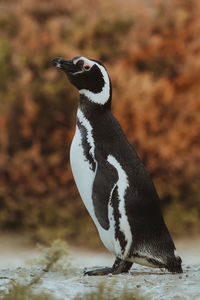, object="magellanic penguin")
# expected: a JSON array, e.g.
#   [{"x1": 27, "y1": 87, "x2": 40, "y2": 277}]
[{"x1": 51, "y1": 56, "x2": 183, "y2": 275}]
